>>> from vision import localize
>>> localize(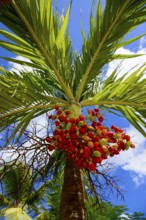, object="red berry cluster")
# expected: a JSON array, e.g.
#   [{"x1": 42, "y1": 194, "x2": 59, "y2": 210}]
[{"x1": 45, "y1": 106, "x2": 135, "y2": 172}]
